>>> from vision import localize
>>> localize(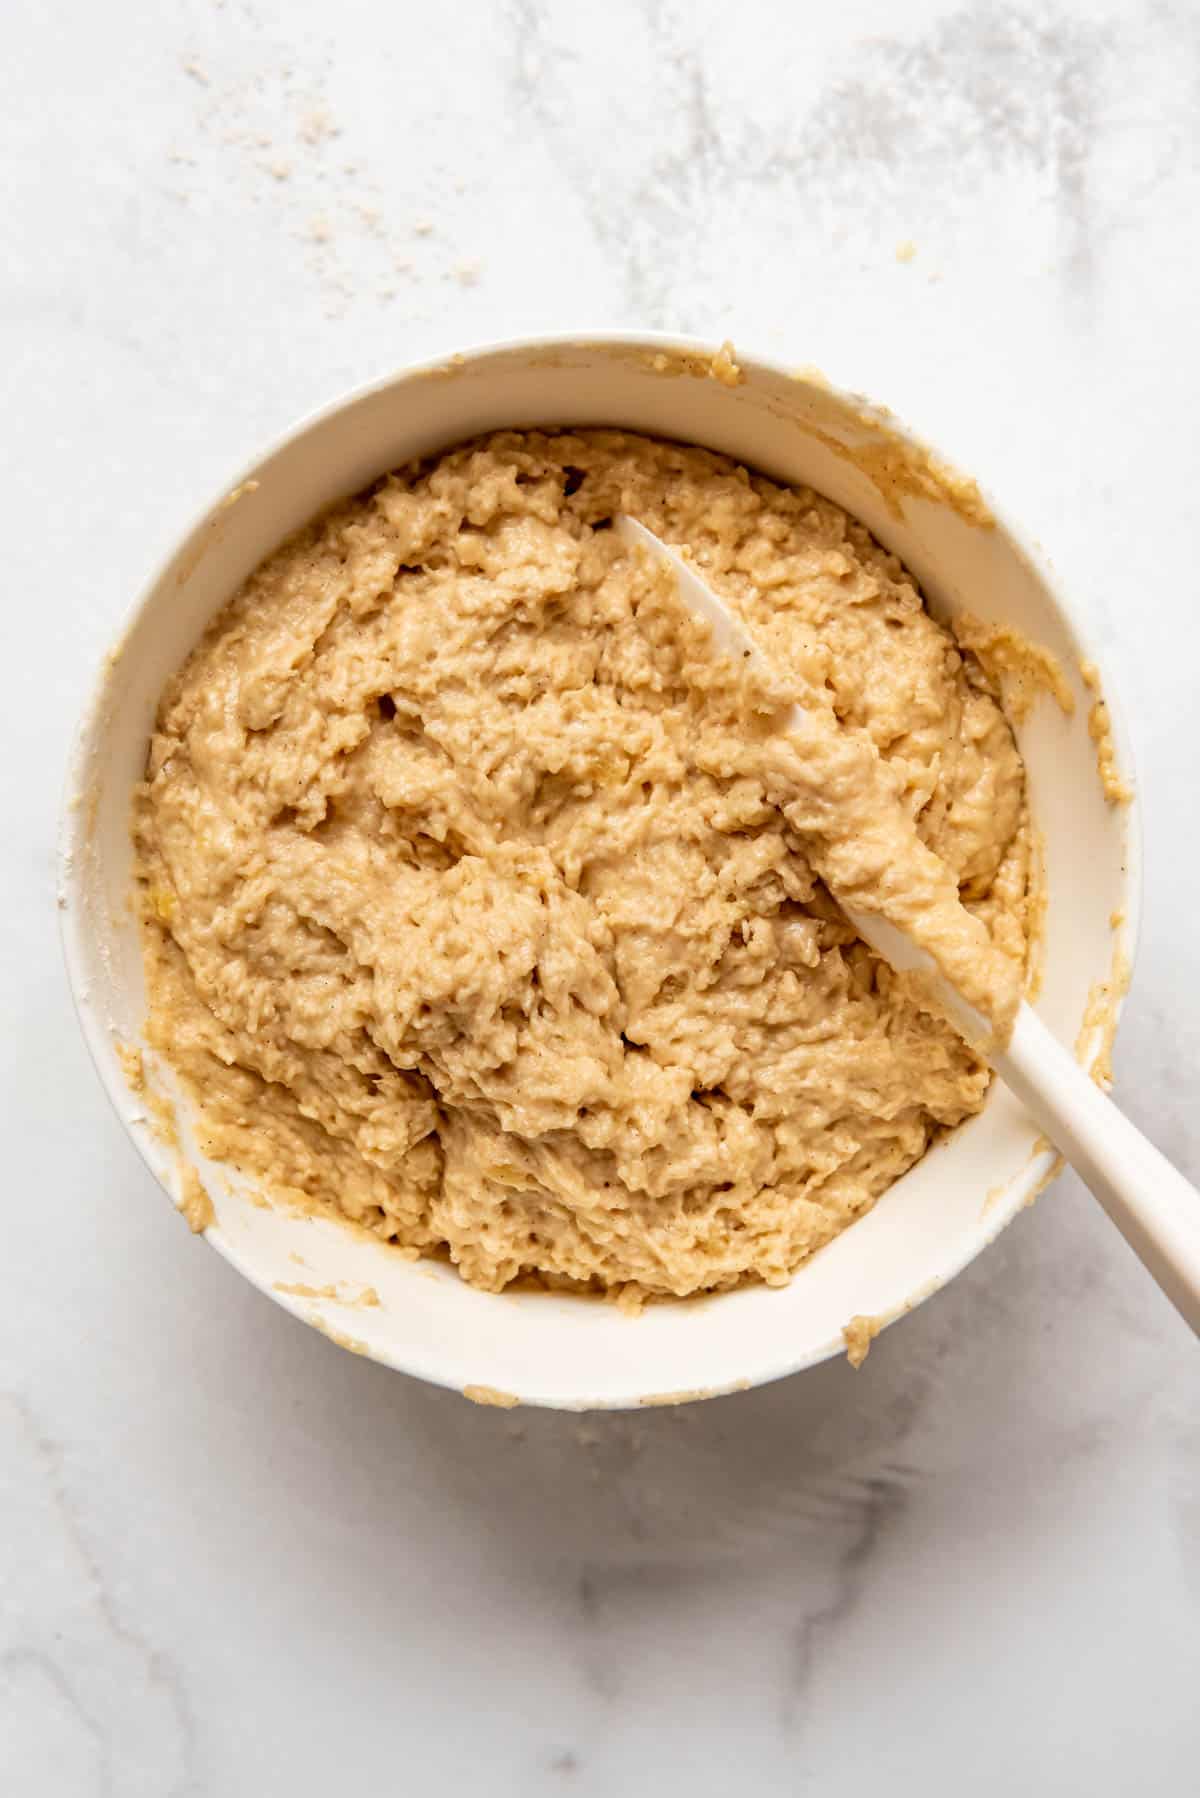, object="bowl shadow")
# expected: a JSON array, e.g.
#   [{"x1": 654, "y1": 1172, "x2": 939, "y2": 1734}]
[{"x1": 219, "y1": 1181, "x2": 1115, "y2": 1587}]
